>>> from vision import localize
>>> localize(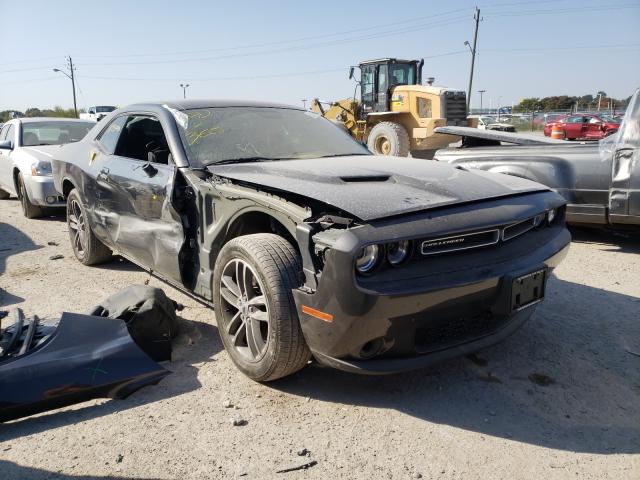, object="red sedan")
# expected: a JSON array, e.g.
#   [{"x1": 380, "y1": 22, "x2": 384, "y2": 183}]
[{"x1": 543, "y1": 114, "x2": 620, "y2": 140}]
